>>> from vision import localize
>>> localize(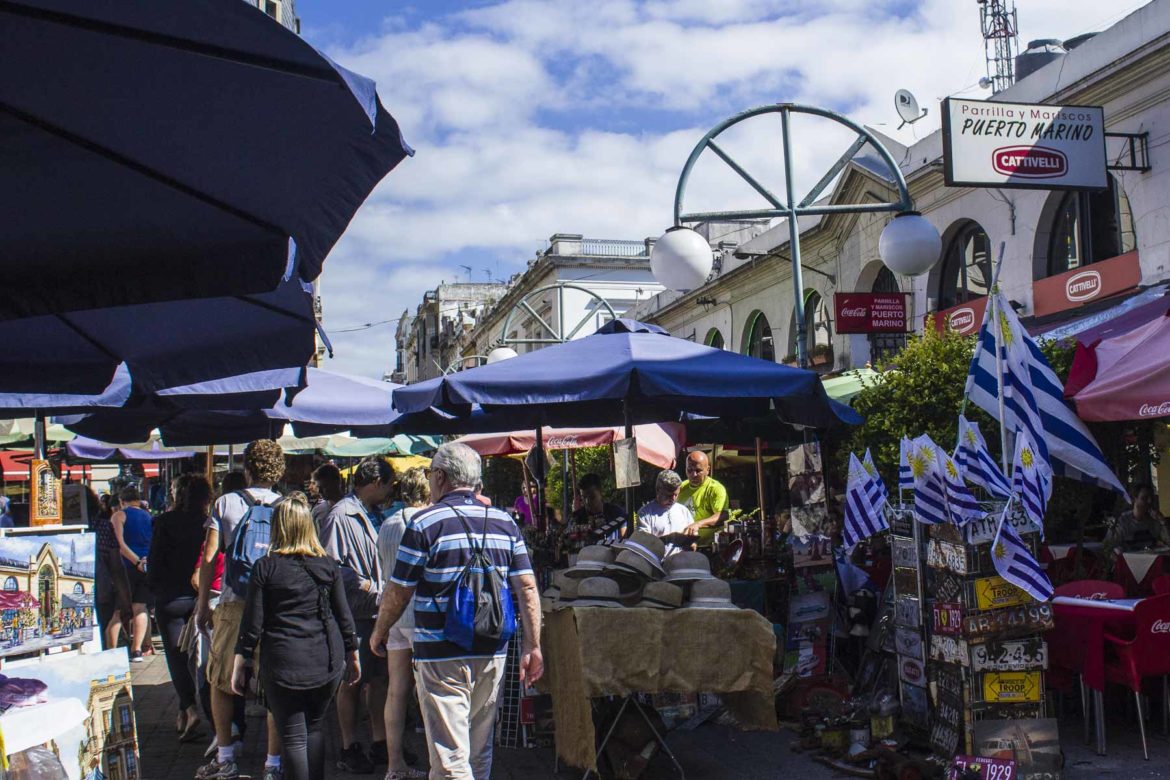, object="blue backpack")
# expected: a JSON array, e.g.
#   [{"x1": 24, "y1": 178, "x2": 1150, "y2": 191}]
[
  {"x1": 225, "y1": 490, "x2": 279, "y2": 596},
  {"x1": 444, "y1": 507, "x2": 517, "y2": 653}
]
